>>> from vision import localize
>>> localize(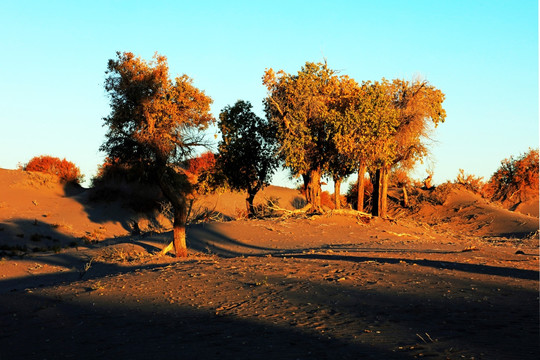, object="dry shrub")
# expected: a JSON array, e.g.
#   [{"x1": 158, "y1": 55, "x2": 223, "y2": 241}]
[
  {"x1": 482, "y1": 148, "x2": 539, "y2": 205},
  {"x1": 455, "y1": 169, "x2": 485, "y2": 193},
  {"x1": 321, "y1": 191, "x2": 335, "y2": 209},
  {"x1": 408, "y1": 181, "x2": 454, "y2": 208},
  {"x1": 95, "y1": 246, "x2": 152, "y2": 263},
  {"x1": 92, "y1": 157, "x2": 147, "y2": 186},
  {"x1": 390, "y1": 168, "x2": 411, "y2": 187},
  {"x1": 187, "y1": 152, "x2": 229, "y2": 195},
  {"x1": 346, "y1": 176, "x2": 374, "y2": 210},
  {"x1": 24, "y1": 155, "x2": 83, "y2": 184}
]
